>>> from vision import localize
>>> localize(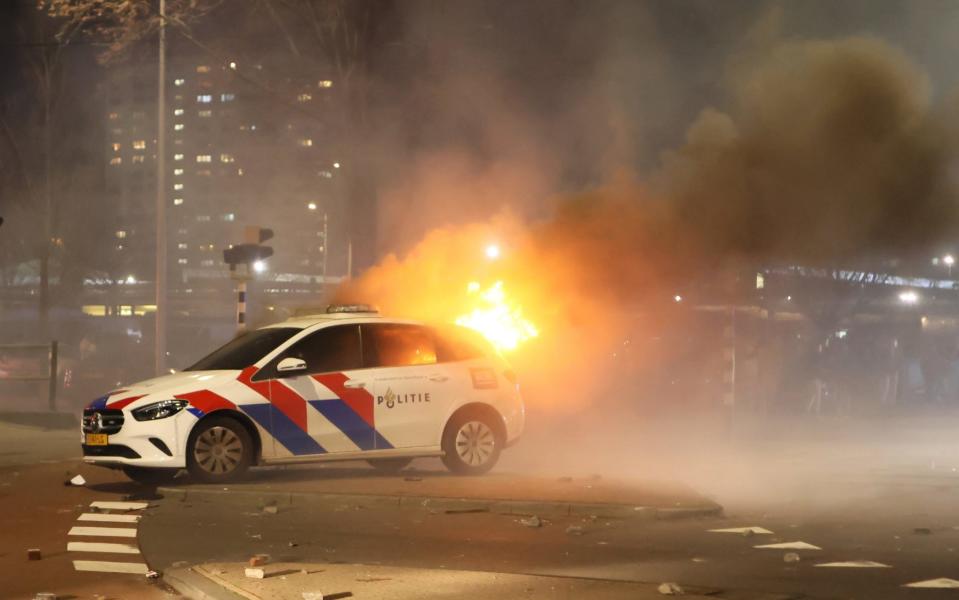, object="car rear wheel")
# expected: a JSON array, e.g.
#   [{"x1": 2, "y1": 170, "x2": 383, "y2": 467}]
[
  {"x1": 122, "y1": 466, "x2": 179, "y2": 486},
  {"x1": 367, "y1": 458, "x2": 413, "y2": 474},
  {"x1": 441, "y1": 411, "x2": 502, "y2": 475},
  {"x1": 186, "y1": 417, "x2": 253, "y2": 483}
]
